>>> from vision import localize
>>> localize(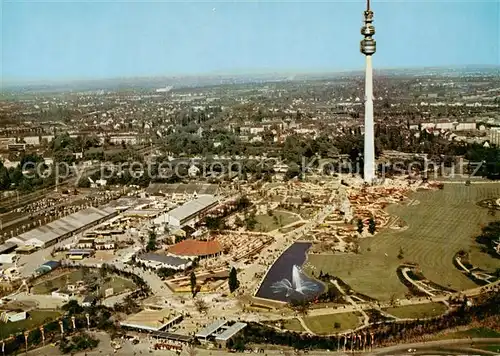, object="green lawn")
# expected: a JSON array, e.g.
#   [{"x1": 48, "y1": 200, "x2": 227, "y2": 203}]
[
  {"x1": 253, "y1": 210, "x2": 299, "y2": 232},
  {"x1": 383, "y1": 302, "x2": 448, "y2": 319},
  {"x1": 475, "y1": 345, "x2": 500, "y2": 353},
  {"x1": 303, "y1": 312, "x2": 361, "y2": 335},
  {"x1": 306, "y1": 184, "x2": 500, "y2": 301},
  {"x1": 436, "y1": 327, "x2": 500, "y2": 340},
  {"x1": 32, "y1": 270, "x2": 136, "y2": 296},
  {"x1": 283, "y1": 318, "x2": 305, "y2": 332},
  {"x1": 0, "y1": 310, "x2": 62, "y2": 338}
]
